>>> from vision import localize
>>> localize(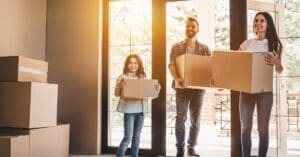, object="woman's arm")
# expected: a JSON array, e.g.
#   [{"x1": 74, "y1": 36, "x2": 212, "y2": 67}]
[{"x1": 274, "y1": 56, "x2": 283, "y2": 74}]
